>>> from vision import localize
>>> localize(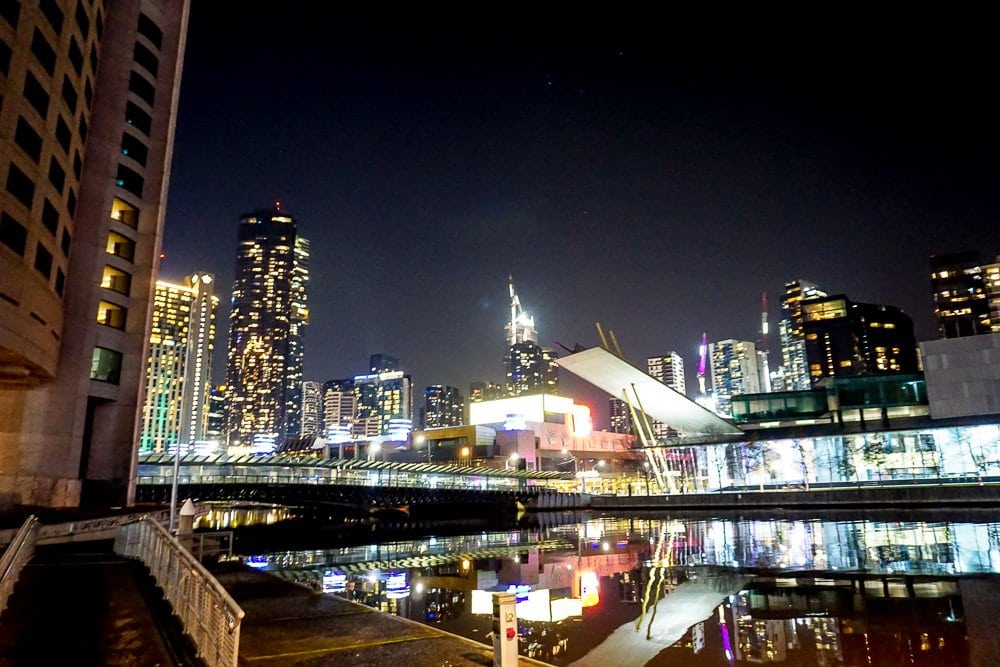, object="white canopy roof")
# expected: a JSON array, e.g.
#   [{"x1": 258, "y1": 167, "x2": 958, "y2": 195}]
[{"x1": 555, "y1": 347, "x2": 742, "y2": 436}]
